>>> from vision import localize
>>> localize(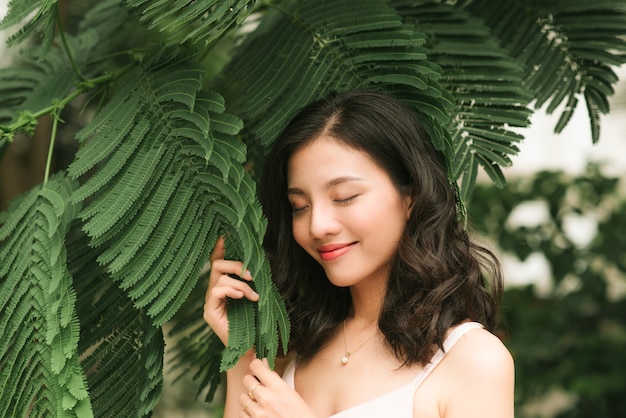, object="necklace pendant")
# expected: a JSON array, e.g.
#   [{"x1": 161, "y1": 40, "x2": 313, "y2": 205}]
[{"x1": 341, "y1": 352, "x2": 350, "y2": 365}]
